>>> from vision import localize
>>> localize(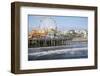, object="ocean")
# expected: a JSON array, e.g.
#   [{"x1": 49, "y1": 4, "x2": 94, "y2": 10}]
[{"x1": 28, "y1": 41, "x2": 88, "y2": 61}]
